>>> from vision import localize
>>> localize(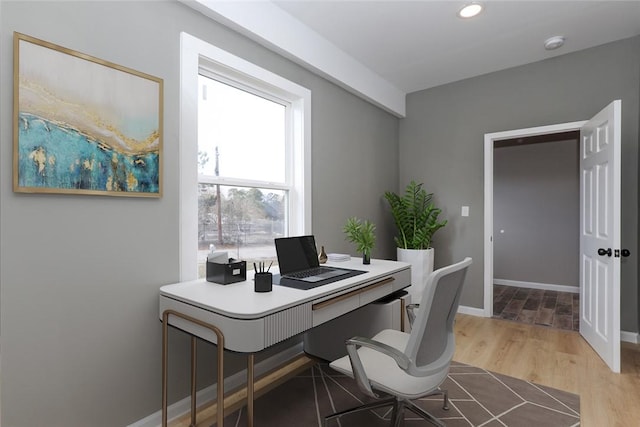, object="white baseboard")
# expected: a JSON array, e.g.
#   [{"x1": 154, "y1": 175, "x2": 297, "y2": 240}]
[
  {"x1": 494, "y1": 279, "x2": 579, "y2": 294},
  {"x1": 457, "y1": 305, "x2": 487, "y2": 317},
  {"x1": 621, "y1": 331, "x2": 639, "y2": 344},
  {"x1": 127, "y1": 342, "x2": 304, "y2": 427}
]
